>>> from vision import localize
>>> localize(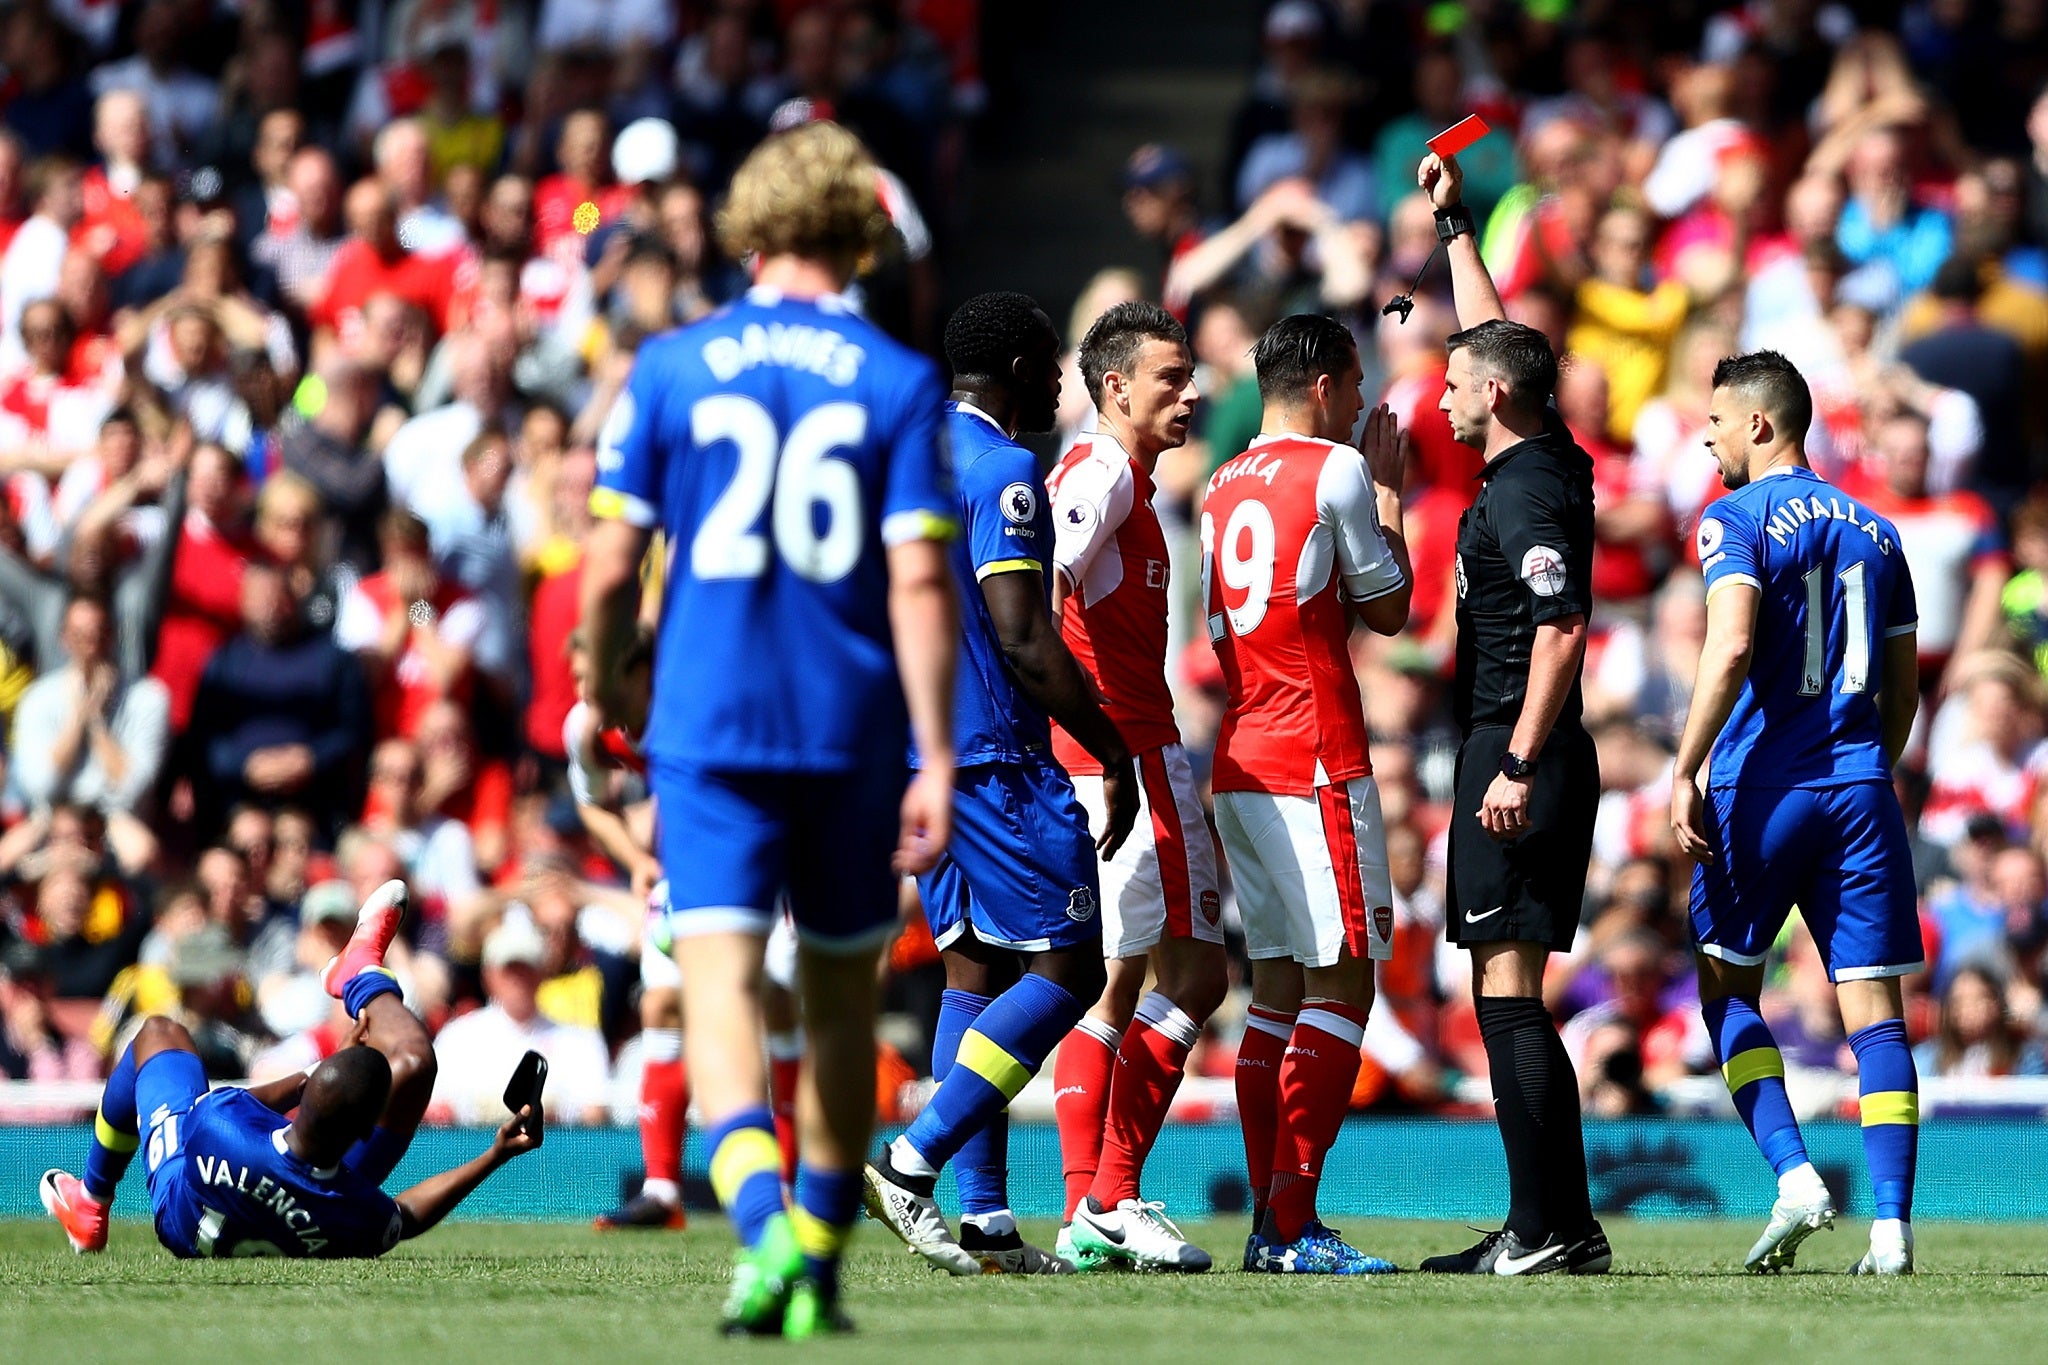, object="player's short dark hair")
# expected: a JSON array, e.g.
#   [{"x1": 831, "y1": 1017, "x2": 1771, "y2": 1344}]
[
  {"x1": 1711, "y1": 349, "x2": 1812, "y2": 442},
  {"x1": 1445, "y1": 319, "x2": 1556, "y2": 409},
  {"x1": 943, "y1": 291, "x2": 1049, "y2": 383},
  {"x1": 302, "y1": 1045, "x2": 394, "y2": 1145},
  {"x1": 1252, "y1": 313, "x2": 1358, "y2": 403},
  {"x1": 1077, "y1": 300, "x2": 1184, "y2": 408}
]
